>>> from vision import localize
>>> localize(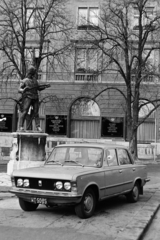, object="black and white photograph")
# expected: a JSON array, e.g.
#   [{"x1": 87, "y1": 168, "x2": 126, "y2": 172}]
[{"x1": 0, "y1": 0, "x2": 160, "y2": 240}]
